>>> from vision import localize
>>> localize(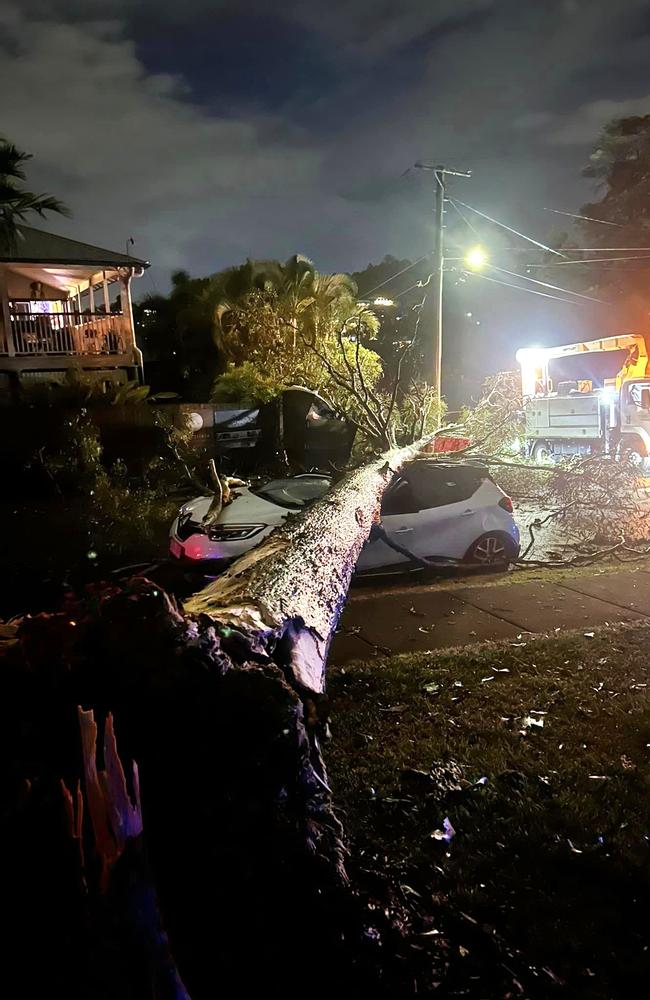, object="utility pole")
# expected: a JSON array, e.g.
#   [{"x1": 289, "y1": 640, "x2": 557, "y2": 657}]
[{"x1": 414, "y1": 164, "x2": 471, "y2": 418}]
